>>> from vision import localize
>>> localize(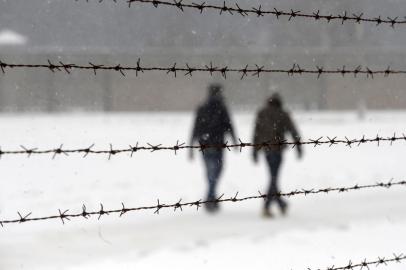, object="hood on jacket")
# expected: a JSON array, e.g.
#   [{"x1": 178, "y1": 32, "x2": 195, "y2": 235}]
[
  {"x1": 267, "y1": 93, "x2": 283, "y2": 108},
  {"x1": 208, "y1": 83, "x2": 224, "y2": 102}
]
